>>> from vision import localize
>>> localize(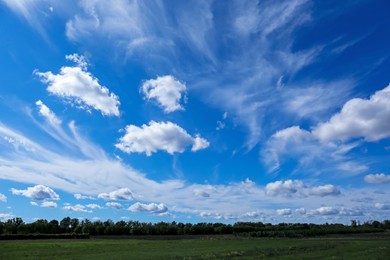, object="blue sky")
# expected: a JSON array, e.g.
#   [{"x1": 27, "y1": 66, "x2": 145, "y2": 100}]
[{"x1": 0, "y1": 0, "x2": 389, "y2": 224}]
